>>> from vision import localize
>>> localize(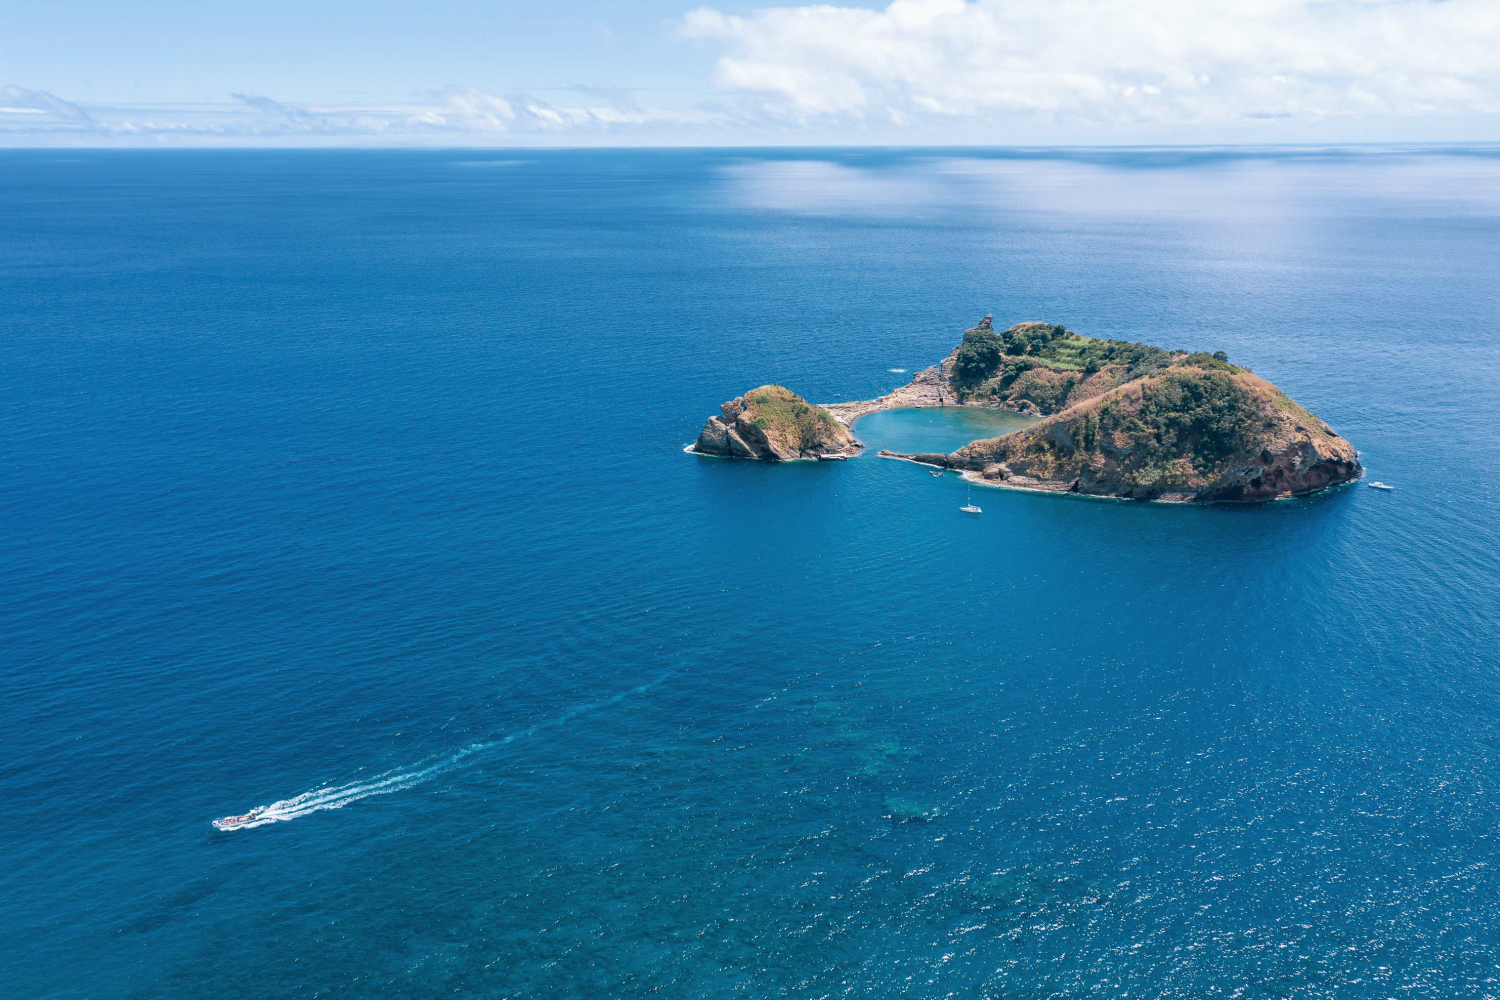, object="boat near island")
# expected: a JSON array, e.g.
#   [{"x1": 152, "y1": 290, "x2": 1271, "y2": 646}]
[
  {"x1": 929, "y1": 470, "x2": 944, "y2": 477},
  {"x1": 960, "y1": 503, "x2": 982, "y2": 513},
  {"x1": 1368, "y1": 481, "x2": 1394, "y2": 491}
]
